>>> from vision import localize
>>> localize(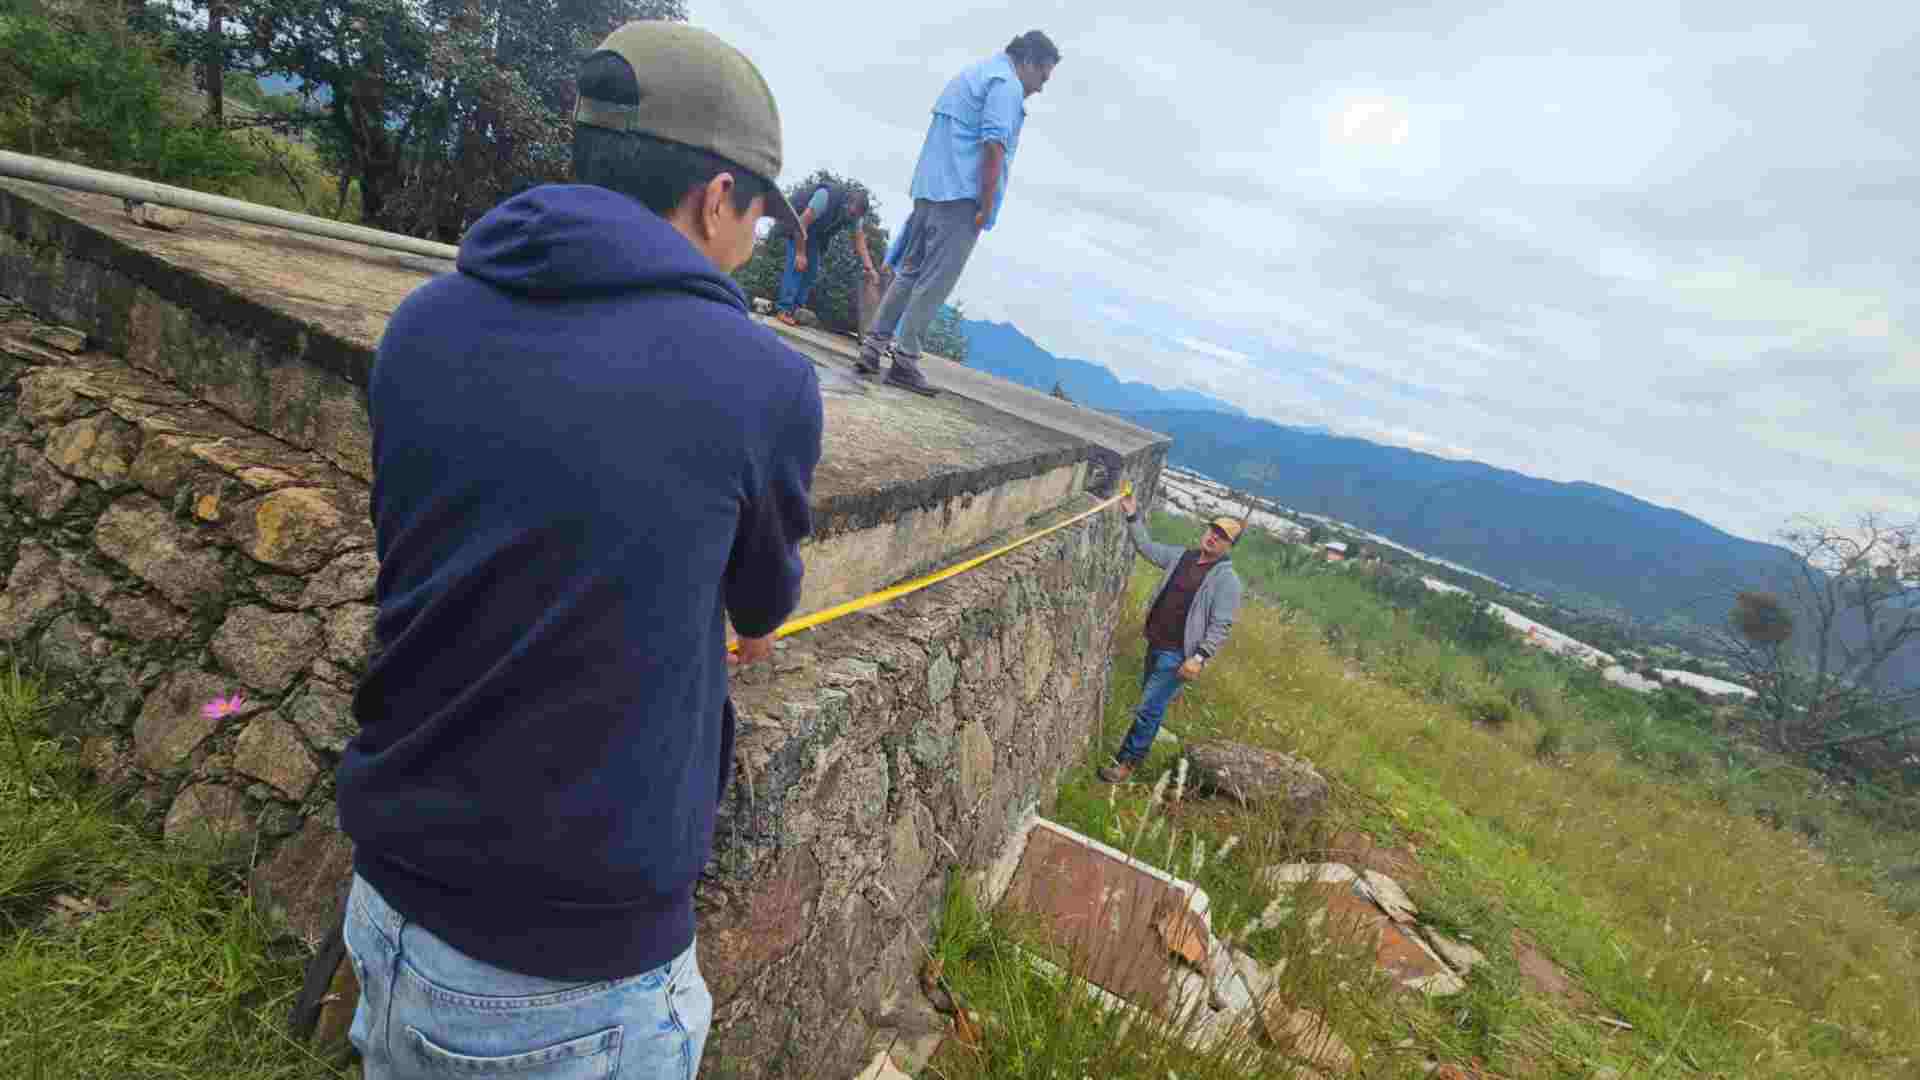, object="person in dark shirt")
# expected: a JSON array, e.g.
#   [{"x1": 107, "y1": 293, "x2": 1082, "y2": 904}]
[
  {"x1": 336, "y1": 22, "x2": 821, "y2": 1079},
  {"x1": 1099, "y1": 491, "x2": 1245, "y2": 783}
]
